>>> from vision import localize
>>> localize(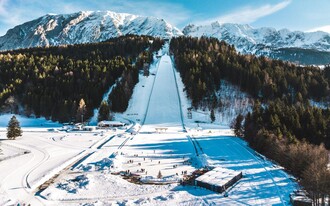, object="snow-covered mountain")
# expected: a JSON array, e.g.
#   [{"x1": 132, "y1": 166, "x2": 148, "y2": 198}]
[
  {"x1": 183, "y1": 22, "x2": 330, "y2": 53},
  {"x1": 0, "y1": 11, "x2": 182, "y2": 51},
  {"x1": 2, "y1": 11, "x2": 330, "y2": 64},
  {"x1": 183, "y1": 22, "x2": 330, "y2": 65}
]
